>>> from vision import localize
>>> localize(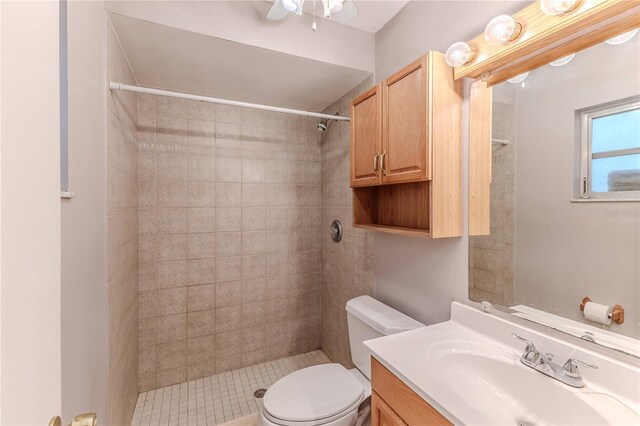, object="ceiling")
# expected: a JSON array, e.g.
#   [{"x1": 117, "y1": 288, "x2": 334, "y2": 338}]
[
  {"x1": 109, "y1": 12, "x2": 372, "y2": 111},
  {"x1": 271, "y1": 0, "x2": 410, "y2": 33}
]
